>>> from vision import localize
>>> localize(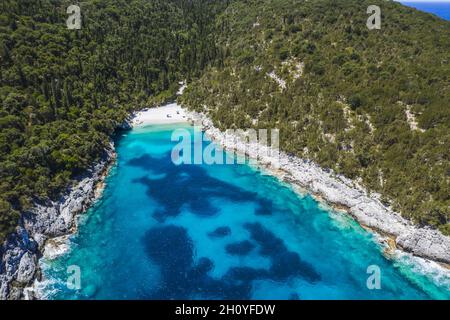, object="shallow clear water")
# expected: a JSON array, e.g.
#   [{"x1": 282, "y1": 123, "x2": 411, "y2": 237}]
[{"x1": 41, "y1": 124, "x2": 450, "y2": 300}]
